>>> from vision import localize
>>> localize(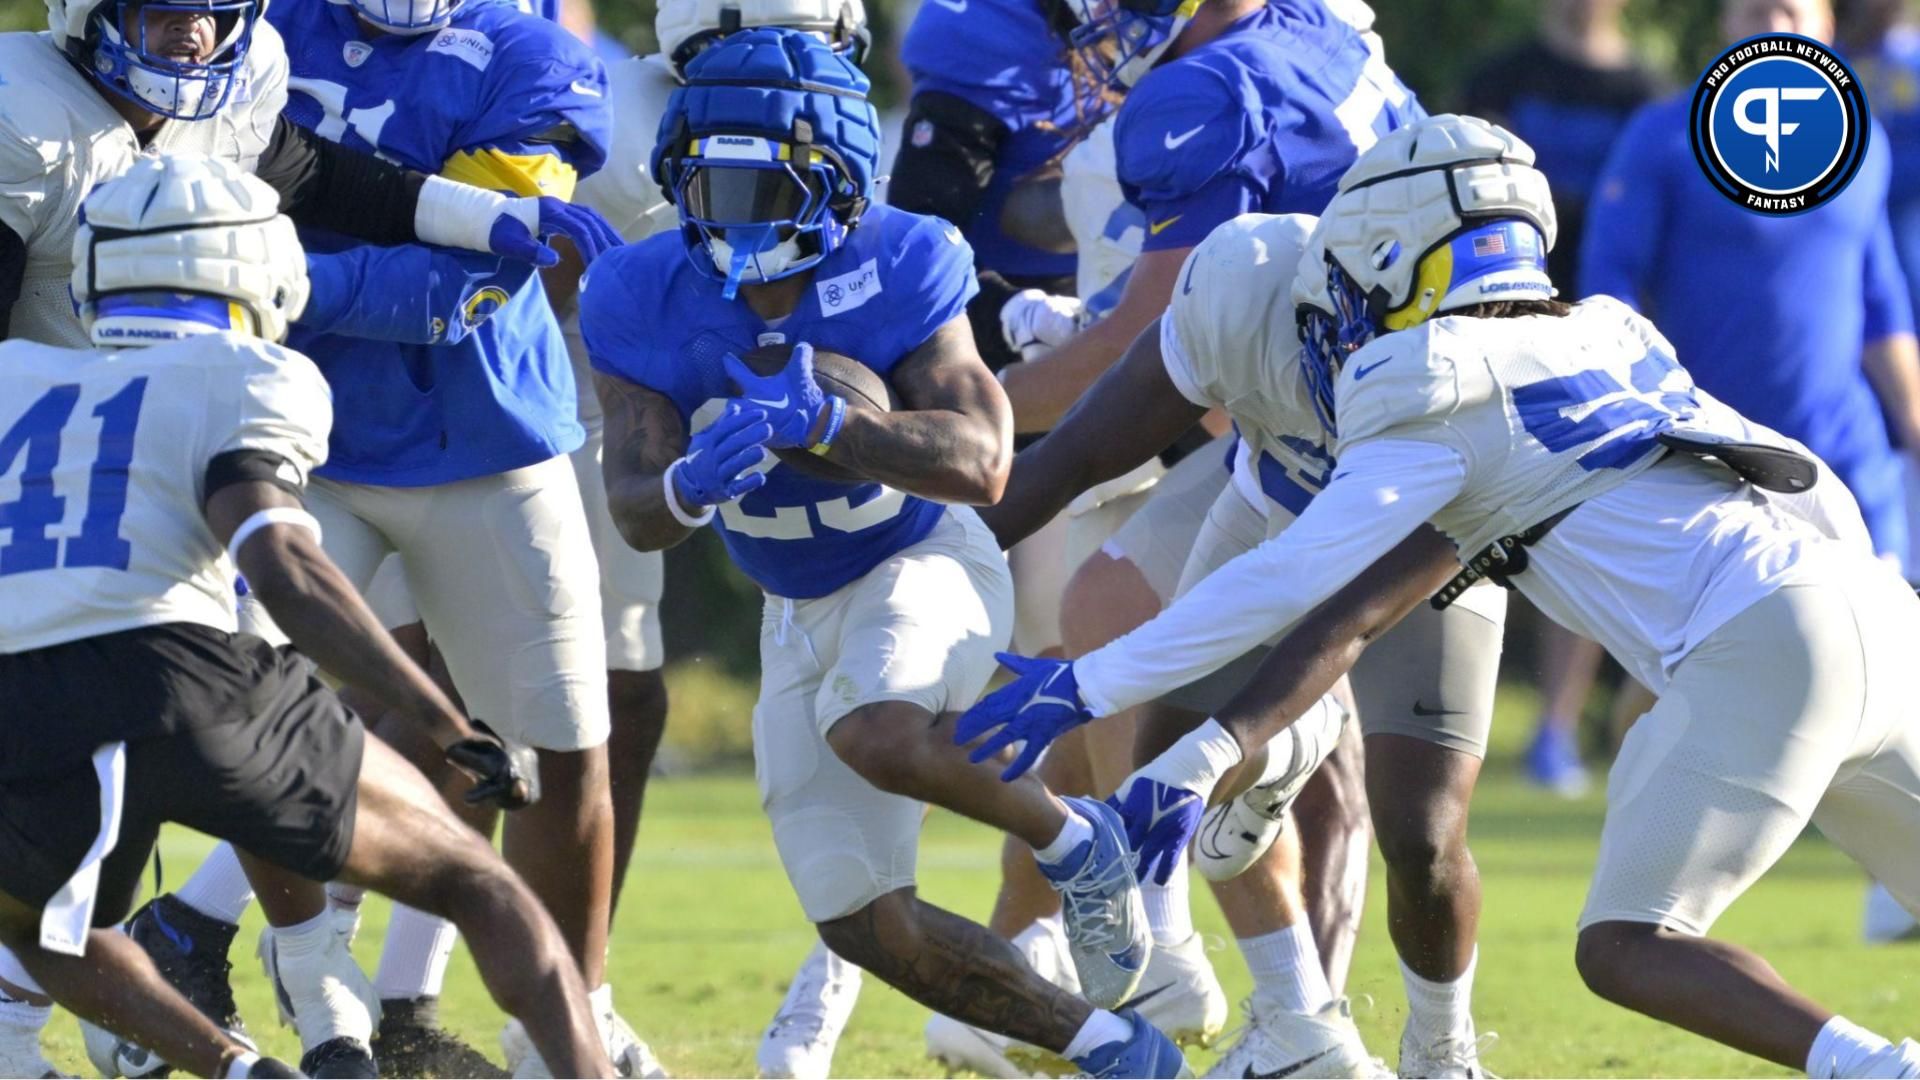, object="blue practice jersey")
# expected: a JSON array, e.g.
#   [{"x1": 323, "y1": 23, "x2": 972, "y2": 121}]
[
  {"x1": 275, "y1": 0, "x2": 611, "y2": 486},
  {"x1": 1582, "y1": 92, "x2": 1913, "y2": 557},
  {"x1": 1860, "y1": 27, "x2": 1920, "y2": 210},
  {"x1": 1113, "y1": 0, "x2": 1422, "y2": 253},
  {"x1": 902, "y1": 0, "x2": 1081, "y2": 280},
  {"x1": 580, "y1": 205, "x2": 979, "y2": 598}
]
